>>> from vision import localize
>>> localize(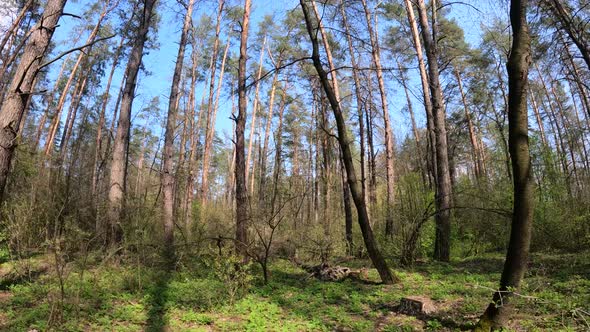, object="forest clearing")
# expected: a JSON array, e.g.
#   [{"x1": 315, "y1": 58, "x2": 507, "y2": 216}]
[
  {"x1": 0, "y1": 0, "x2": 589, "y2": 330},
  {"x1": 1, "y1": 252, "x2": 589, "y2": 331}
]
